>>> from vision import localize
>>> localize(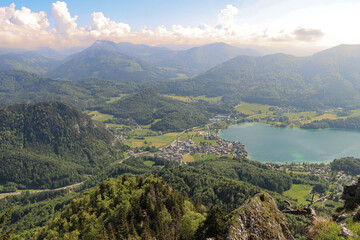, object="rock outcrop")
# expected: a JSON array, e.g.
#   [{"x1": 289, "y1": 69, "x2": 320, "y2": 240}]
[
  {"x1": 342, "y1": 178, "x2": 360, "y2": 208},
  {"x1": 226, "y1": 192, "x2": 294, "y2": 240}
]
